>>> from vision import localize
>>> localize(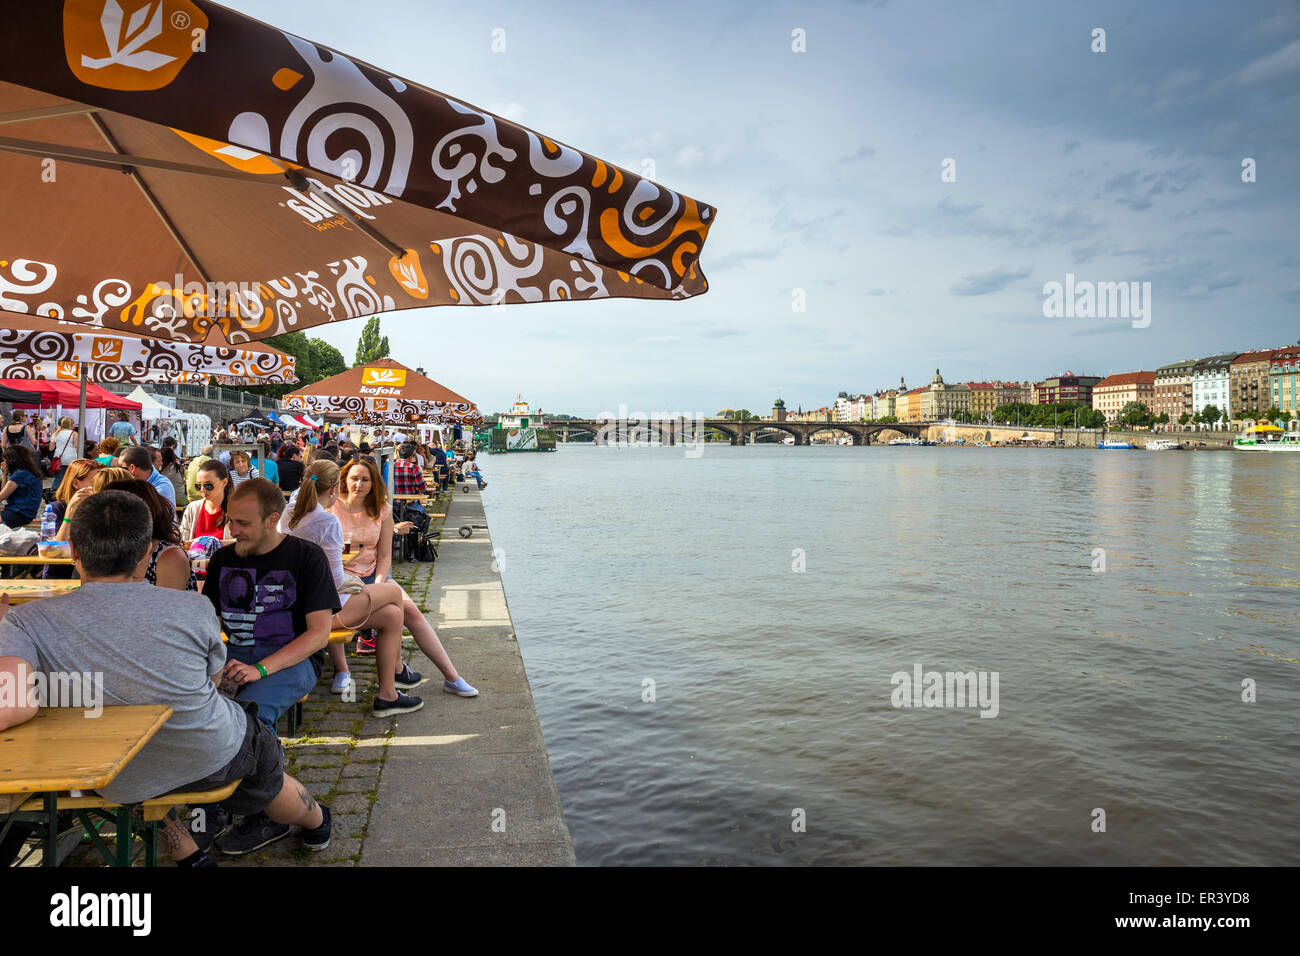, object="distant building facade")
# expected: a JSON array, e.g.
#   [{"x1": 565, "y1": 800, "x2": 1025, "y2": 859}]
[
  {"x1": 1191, "y1": 353, "x2": 1239, "y2": 418},
  {"x1": 1154, "y1": 358, "x2": 1196, "y2": 422},
  {"x1": 1229, "y1": 349, "x2": 1276, "y2": 418},
  {"x1": 1092, "y1": 371, "x2": 1157, "y2": 422}
]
